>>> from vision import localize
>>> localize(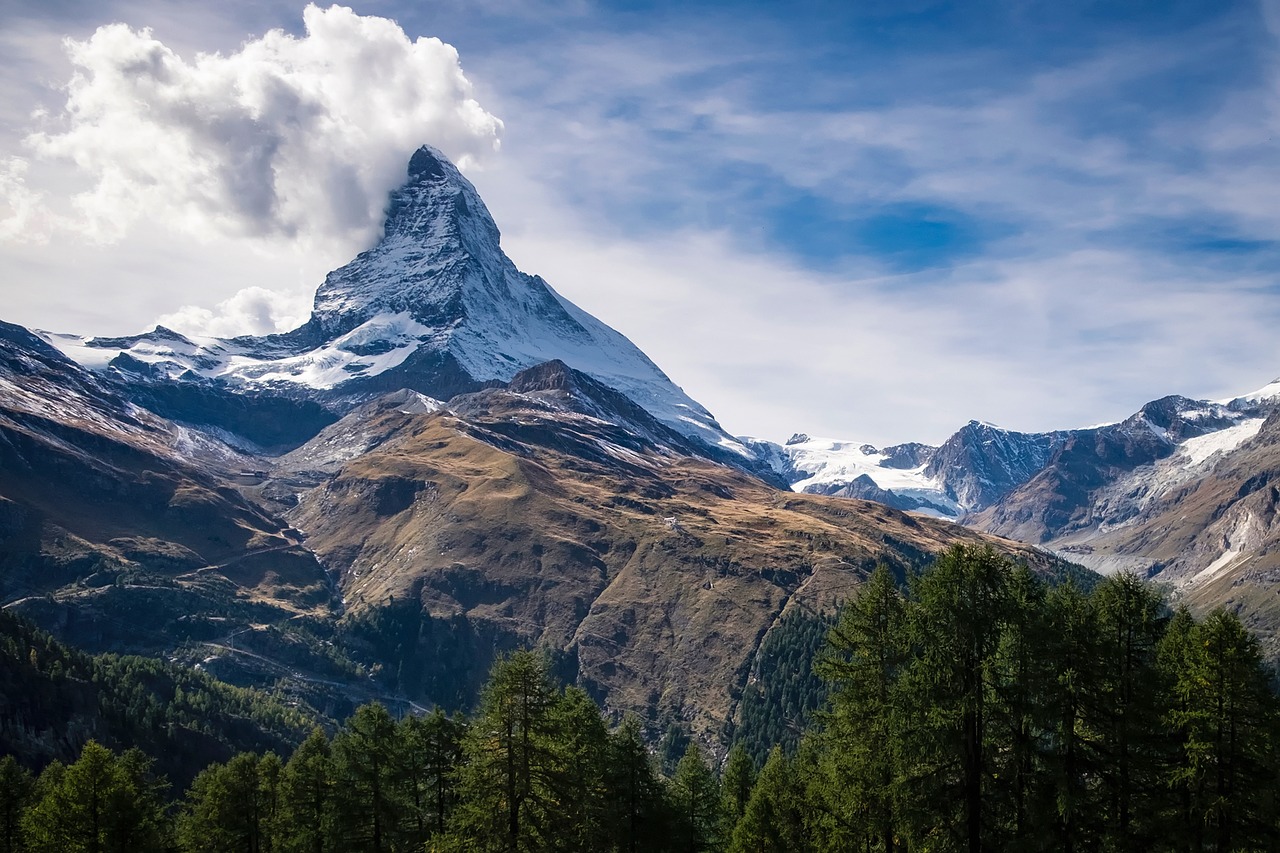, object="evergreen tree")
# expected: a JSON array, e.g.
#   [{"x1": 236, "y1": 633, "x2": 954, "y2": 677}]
[
  {"x1": 277, "y1": 729, "x2": 335, "y2": 853},
  {"x1": 177, "y1": 752, "x2": 278, "y2": 853},
  {"x1": 1090, "y1": 571, "x2": 1167, "y2": 847},
  {"x1": 1158, "y1": 606, "x2": 1202, "y2": 852},
  {"x1": 0, "y1": 756, "x2": 33, "y2": 853},
  {"x1": 813, "y1": 563, "x2": 906, "y2": 852},
  {"x1": 1041, "y1": 579, "x2": 1102, "y2": 852},
  {"x1": 989, "y1": 563, "x2": 1051, "y2": 848},
  {"x1": 257, "y1": 753, "x2": 282, "y2": 853},
  {"x1": 1171, "y1": 609, "x2": 1276, "y2": 851},
  {"x1": 396, "y1": 709, "x2": 463, "y2": 847},
  {"x1": 897, "y1": 545, "x2": 1009, "y2": 853},
  {"x1": 604, "y1": 715, "x2": 669, "y2": 853},
  {"x1": 718, "y1": 744, "x2": 755, "y2": 842},
  {"x1": 551, "y1": 686, "x2": 611, "y2": 851},
  {"x1": 331, "y1": 704, "x2": 402, "y2": 853},
  {"x1": 729, "y1": 746, "x2": 810, "y2": 853},
  {"x1": 669, "y1": 742, "x2": 721, "y2": 853},
  {"x1": 448, "y1": 650, "x2": 566, "y2": 852},
  {"x1": 23, "y1": 740, "x2": 168, "y2": 853}
]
